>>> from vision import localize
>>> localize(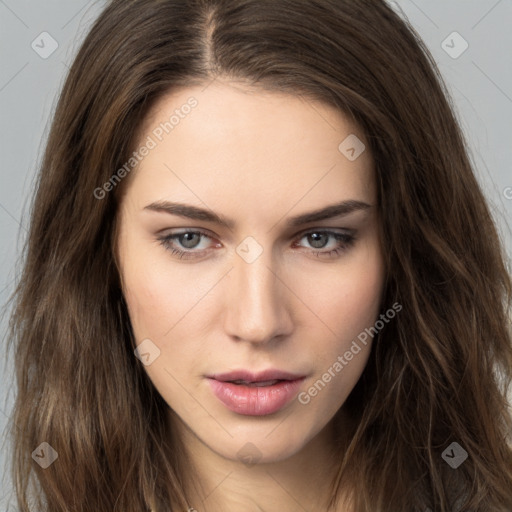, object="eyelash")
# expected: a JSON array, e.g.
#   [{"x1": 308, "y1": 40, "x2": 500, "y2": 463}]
[{"x1": 156, "y1": 229, "x2": 356, "y2": 260}]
